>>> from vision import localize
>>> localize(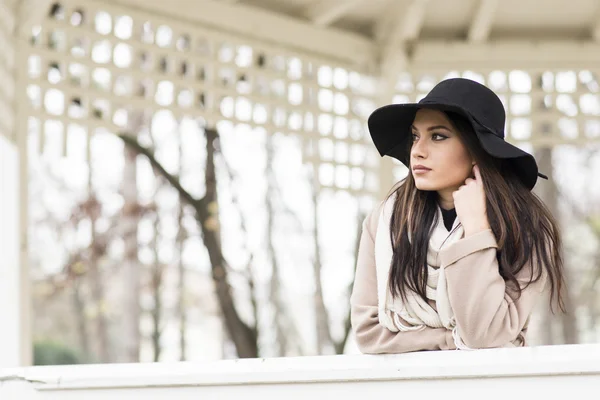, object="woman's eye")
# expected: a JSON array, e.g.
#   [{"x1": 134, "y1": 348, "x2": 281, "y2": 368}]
[
  {"x1": 411, "y1": 133, "x2": 419, "y2": 141},
  {"x1": 432, "y1": 133, "x2": 448, "y2": 141}
]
